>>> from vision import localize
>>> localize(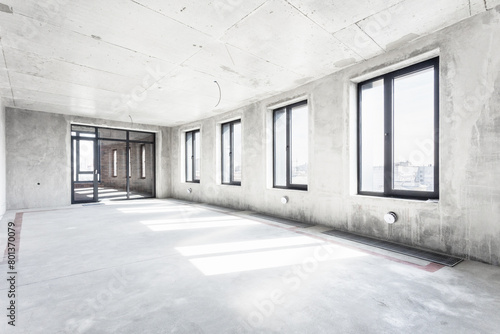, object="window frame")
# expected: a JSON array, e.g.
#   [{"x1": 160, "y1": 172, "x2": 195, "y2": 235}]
[
  {"x1": 273, "y1": 100, "x2": 308, "y2": 191},
  {"x1": 221, "y1": 119, "x2": 242, "y2": 186},
  {"x1": 357, "y1": 57, "x2": 439, "y2": 200},
  {"x1": 185, "y1": 129, "x2": 200, "y2": 183}
]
